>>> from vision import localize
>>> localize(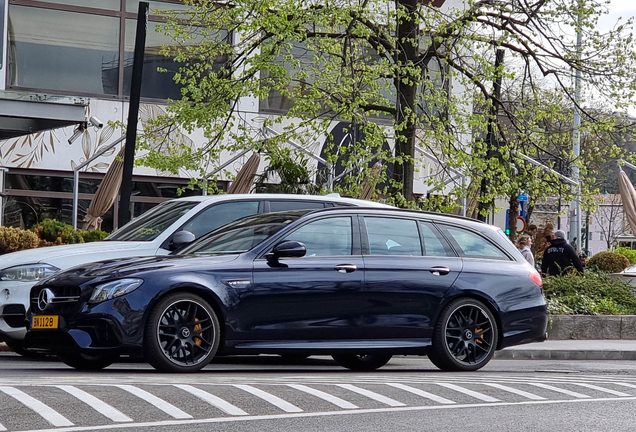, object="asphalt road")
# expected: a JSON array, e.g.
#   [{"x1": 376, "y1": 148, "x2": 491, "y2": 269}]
[{"x1": 2, "y1": 353, "x2": 636, "y2": 432}]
